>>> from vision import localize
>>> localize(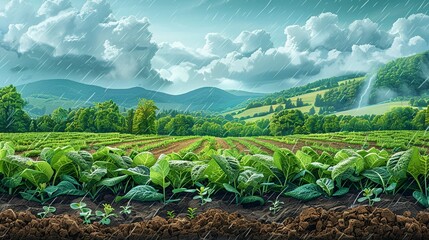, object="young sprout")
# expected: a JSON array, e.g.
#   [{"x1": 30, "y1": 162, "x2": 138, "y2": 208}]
[
  {"x1": 167, "y1": 210, "x2": 176, "y2": 219},
  {"x1": 70, "y1": 202, "x2": 93, "y2": 224},
  {"x1": 358, "y1": 187, "x2": 382, "y2": 206},
  {"x1": 37, "y1": 206, "x2": 56, "y2": 219},
  {"x1": 96, "y1": 203, "x2": 117, "y2": 225},
  {"x1": 268, "y1": 200, "x2": 284, "y2": 215},
  {"x1": 193, "y1": 186, "x2": 214, "y2": 205},
  {"x1": 187, "y1": 207, "x2": 197, "y2": 219},
  {"x1": 120, "y1": 205, "x2": 132, "y2": 215}
]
